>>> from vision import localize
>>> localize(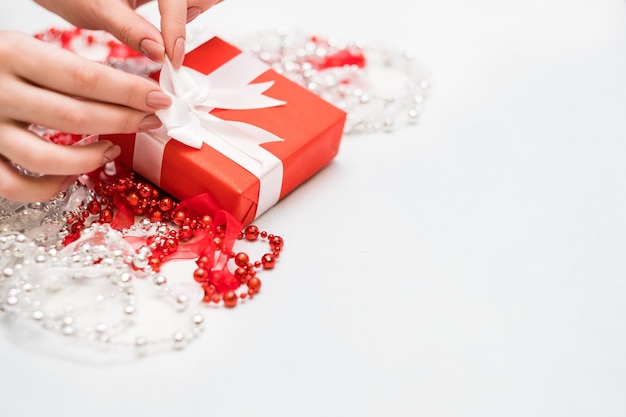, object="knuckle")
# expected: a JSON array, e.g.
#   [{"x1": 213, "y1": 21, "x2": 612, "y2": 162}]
[
  {"x1": 117, "y1": 112, "x2": 141, "y2": 133},
  {"x1": 72, "y1": 63, "x2": 100, "y2": 95},
  {"x1": 22, "y1": 148, "x2": 54, "y2": 174},
  {"x1": 57, "y1": 104, "x2": 89, "y2": 132},
  {"x1": 116, "y1": 23, "x2": 135, "y2": 47},
  {"x1": 125, "y1": 79, "x2": 147, "y2": 108}
]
